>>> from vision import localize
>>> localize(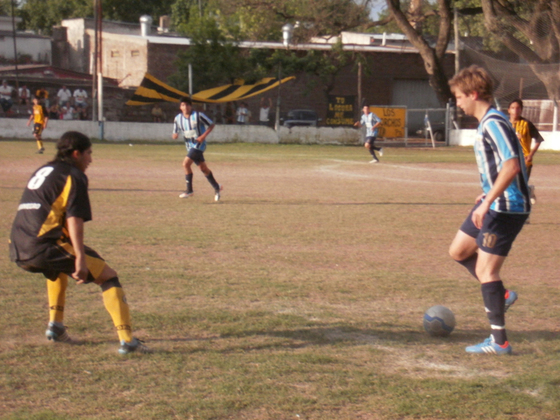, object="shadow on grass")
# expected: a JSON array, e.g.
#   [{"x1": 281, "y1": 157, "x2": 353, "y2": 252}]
[{"x1": 141, "y1": 324, "x2": 560, "y2": 355}]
